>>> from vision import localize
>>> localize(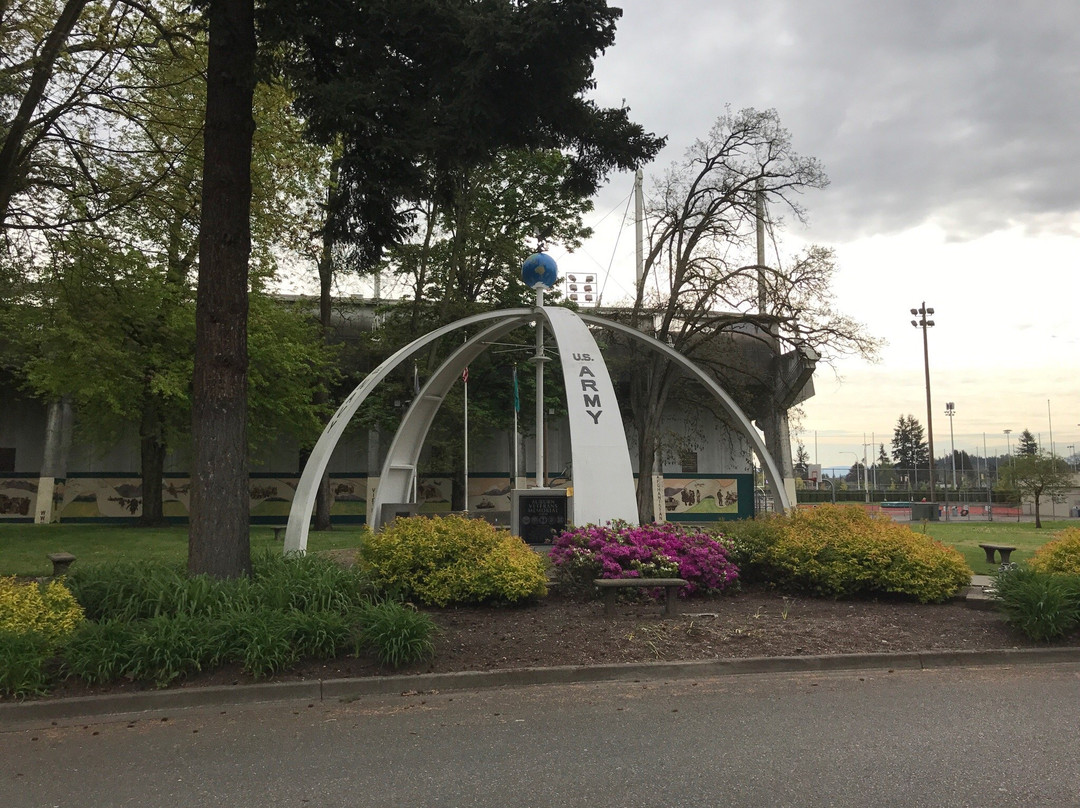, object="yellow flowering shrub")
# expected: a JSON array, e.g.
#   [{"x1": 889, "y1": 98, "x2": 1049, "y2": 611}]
[
  {"x1": 1028, "y1": 528, "x2": 1080, "y2": 576},
  {"x1": 765, "y1": 505, "x2": 971, "y2": 603},
  {"x1": 358, "y1": 514, "x2": 547, "y2": 607},
  {"x1": 0, "y1": 576, "x2": 85, "y2": 643}
]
